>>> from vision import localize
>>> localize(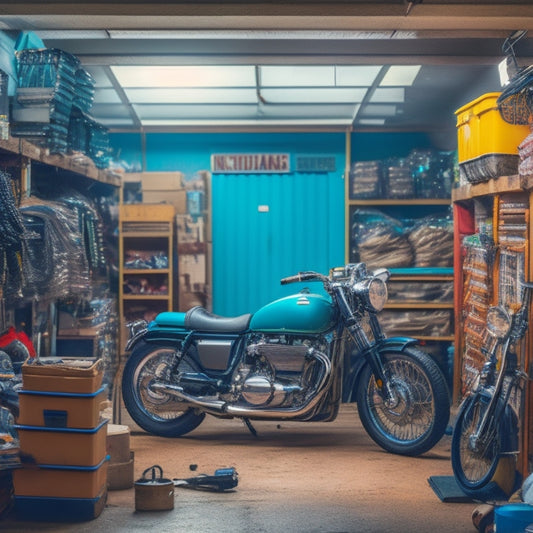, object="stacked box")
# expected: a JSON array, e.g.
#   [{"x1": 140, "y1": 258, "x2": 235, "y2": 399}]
[
  {"x1": 177, "y1": 213, "x2": 208, "y2": 311},
  {"x1": 122, "y1": 172, "x2": 186, "y2": 212},
  {"x1": 106, "y1": 424, "x2": 134, "y2": 490},
  {"x1": 14, "y1": 359, "x2": 108, "y2": 521}
]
